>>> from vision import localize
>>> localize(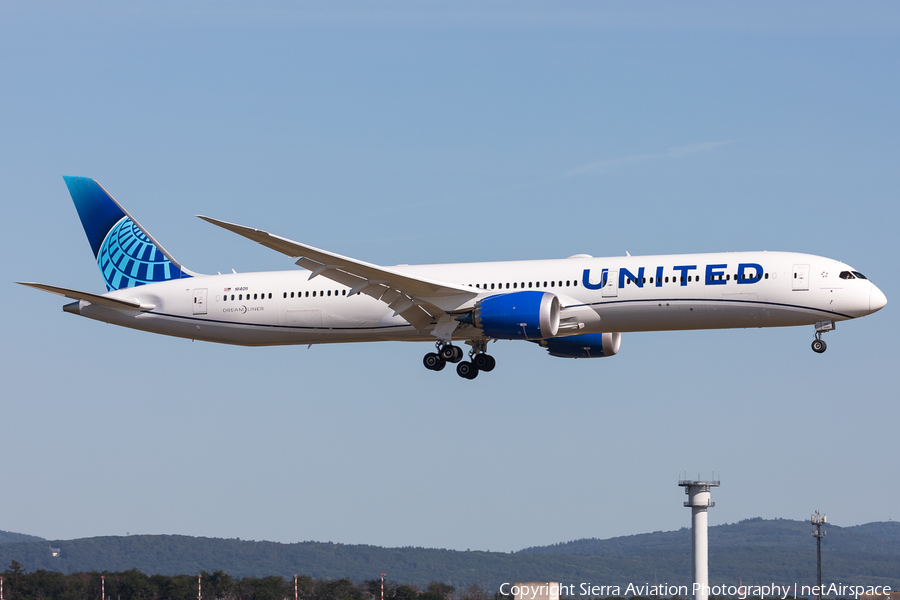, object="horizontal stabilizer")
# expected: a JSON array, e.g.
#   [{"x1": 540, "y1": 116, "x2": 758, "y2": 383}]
[{"x1": 16, "y1": 282, "x2": 155, "y2": 311}]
